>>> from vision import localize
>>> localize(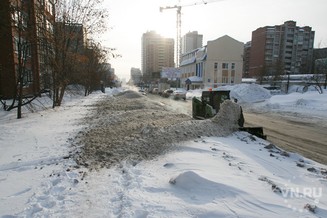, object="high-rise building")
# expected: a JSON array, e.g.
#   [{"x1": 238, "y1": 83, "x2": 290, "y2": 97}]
[
  {"x1": 130, "y1": 67, "x2": 142, "y2": 85},
  {"x1": 249, "y1": 21, "x2": 315, "y2": 77},
  {"x1": 182, "y1": 31, "x2": 203, "y2": 54},
  {"x1": 0, "y1": 0, "x2": 55, "y2": 98},
  {"x1": 141, "y1": 31, "x2": 174, "y2": 83}
]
